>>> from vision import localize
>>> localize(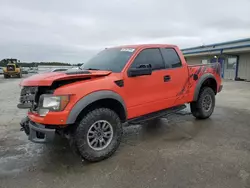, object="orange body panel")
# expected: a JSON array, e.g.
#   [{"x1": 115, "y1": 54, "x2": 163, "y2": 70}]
[
  {"x1": 20, "y1": 44, "x2": 222, "y2": 126},
  {"x1": 28, "y1": 111, "x2": 70, "y2": 125}
]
